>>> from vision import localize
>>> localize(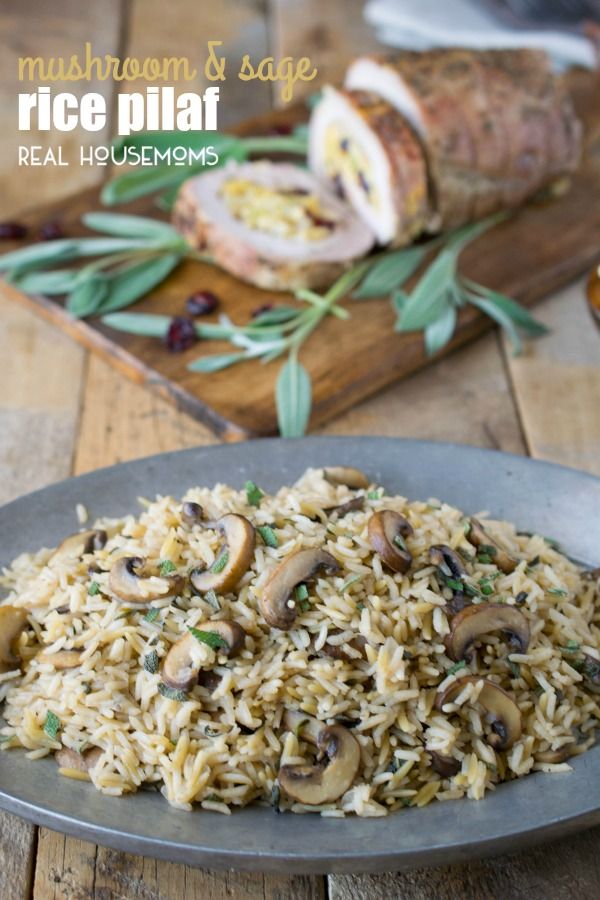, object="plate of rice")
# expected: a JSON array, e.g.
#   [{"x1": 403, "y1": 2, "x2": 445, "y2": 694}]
[{"x1": 0, "y1": 437, "x2": 598, "y2": 873}]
